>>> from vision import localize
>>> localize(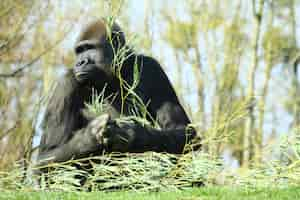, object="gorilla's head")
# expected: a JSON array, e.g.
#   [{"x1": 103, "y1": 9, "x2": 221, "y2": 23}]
[{"x1": 73, "y1": 19, "x2": 125, "y2": 86}]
